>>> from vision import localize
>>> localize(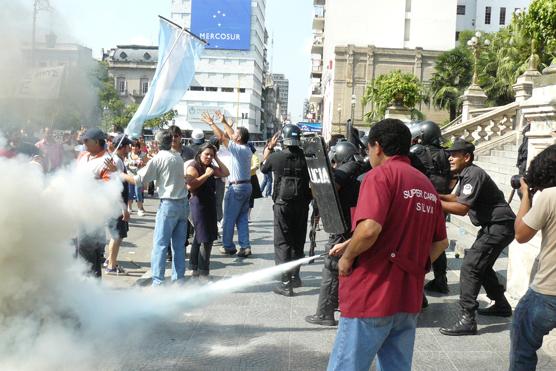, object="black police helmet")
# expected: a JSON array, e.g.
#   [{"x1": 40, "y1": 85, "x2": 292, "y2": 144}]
[
  {"x1": 333, "y1": 140, "x2": 358, "y2": 165},
  {"x1": 416, "y1": 121, "x2": 442, "y2": 146},
  {"x1": 282, "y1": 124, "x2": 302, "y2": 147}
]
